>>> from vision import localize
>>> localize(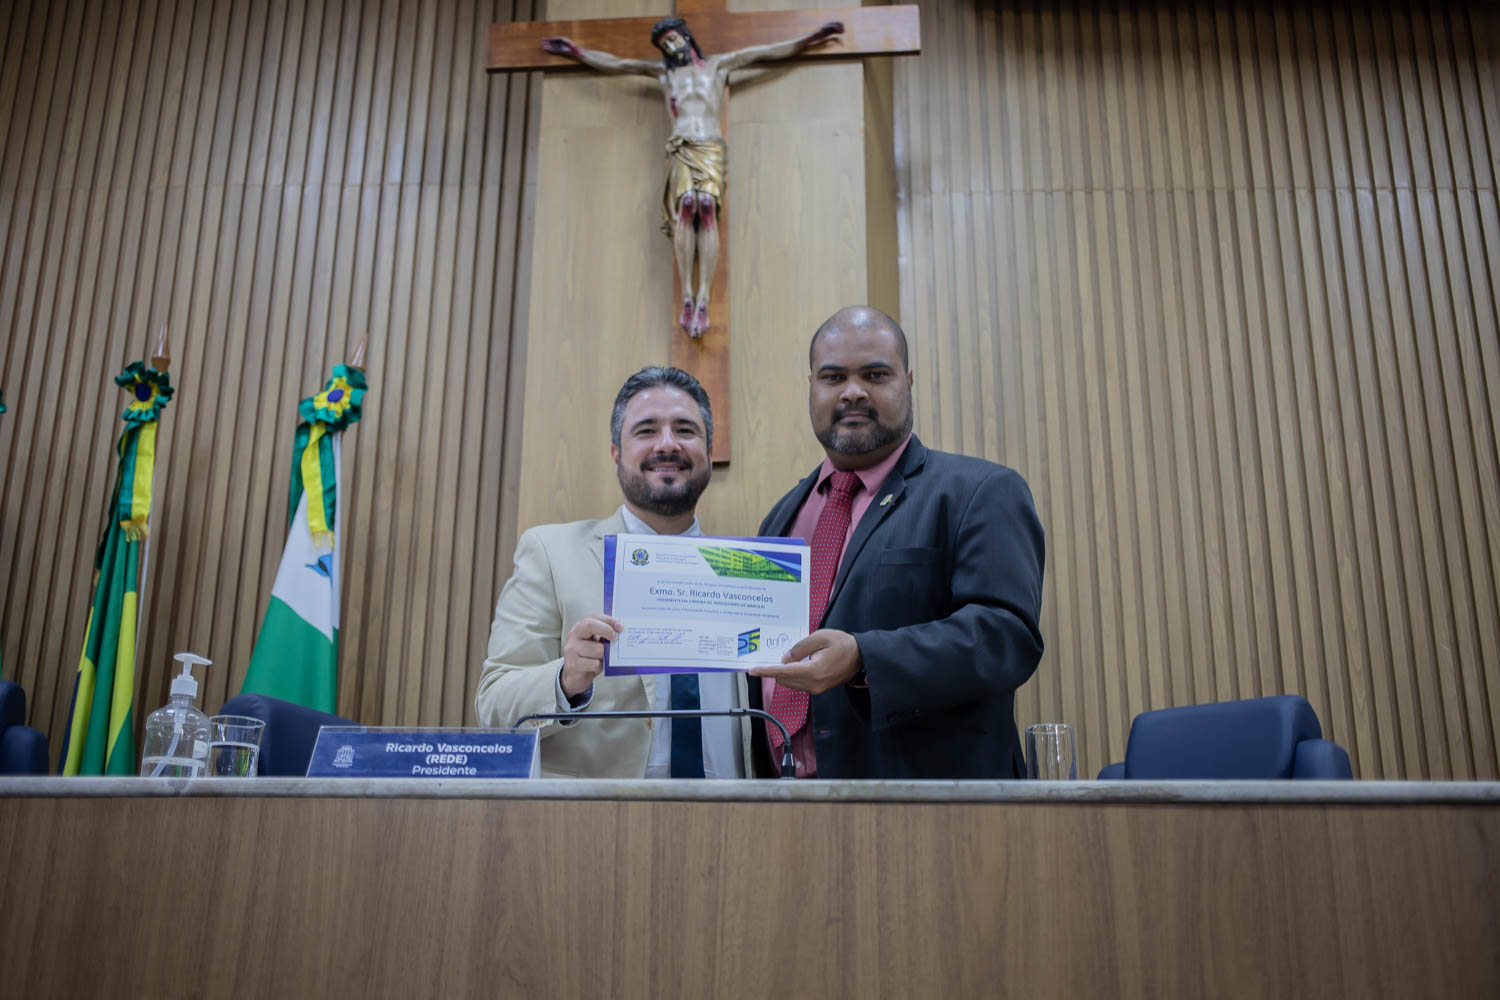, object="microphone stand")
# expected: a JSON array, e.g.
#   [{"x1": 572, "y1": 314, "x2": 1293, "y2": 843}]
[{"x1": 514, "y1": 708, "x2": 799, "y2": 779}]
